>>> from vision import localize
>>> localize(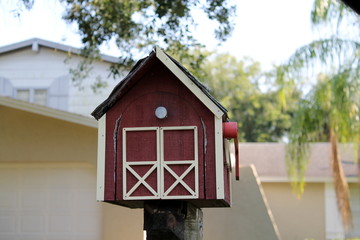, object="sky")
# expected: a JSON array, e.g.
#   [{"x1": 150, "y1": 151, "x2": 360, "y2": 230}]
[{"x1": 0, "y1": 0, "x2": 315, "y2": 70}]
